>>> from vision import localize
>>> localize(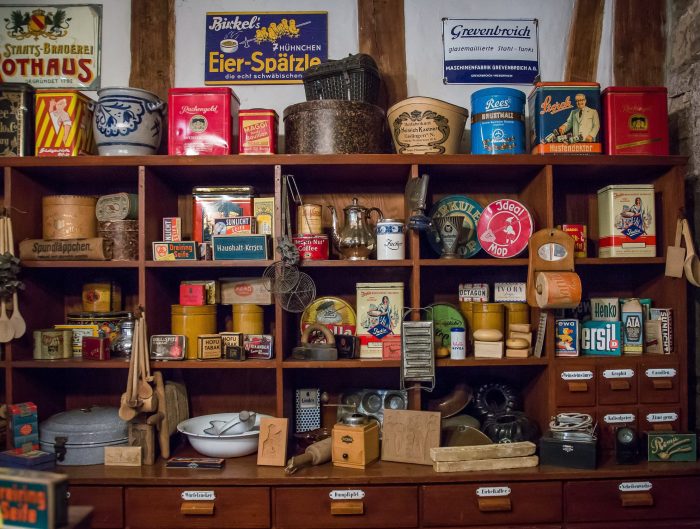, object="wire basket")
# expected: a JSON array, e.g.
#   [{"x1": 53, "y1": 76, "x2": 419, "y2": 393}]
[
  {"x1": 276, "y1": 272, "x2": 316, "y2": 313},
  {"x1": 303, "y1": 54, "x2": 381, "y2": 105}
]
